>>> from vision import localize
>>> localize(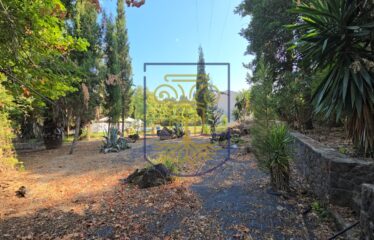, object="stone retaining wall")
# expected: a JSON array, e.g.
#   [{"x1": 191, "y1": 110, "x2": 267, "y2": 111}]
[
  {"x1": 13, "y1": 141, "x2": 45, "y2": 152},
  {"x1": 290, "y1": 131, "x2": 374, "y2": 212},
  {"x1": 361, "y1": 184, "x2": 374, "y2": 239}
]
